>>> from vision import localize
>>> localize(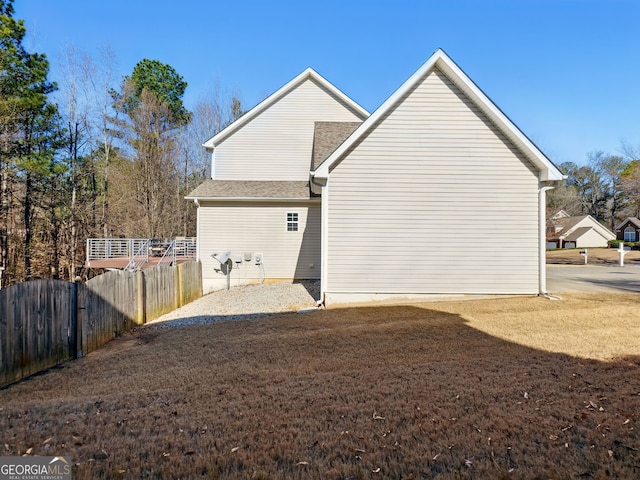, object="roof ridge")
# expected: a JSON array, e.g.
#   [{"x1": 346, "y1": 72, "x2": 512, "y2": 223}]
[
  {"x1": 203, "y1": 68, "x2": 369, "y2": 149},
  {"x1": 312, "y1": 49, "x2": 564, "y2": 182}
]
